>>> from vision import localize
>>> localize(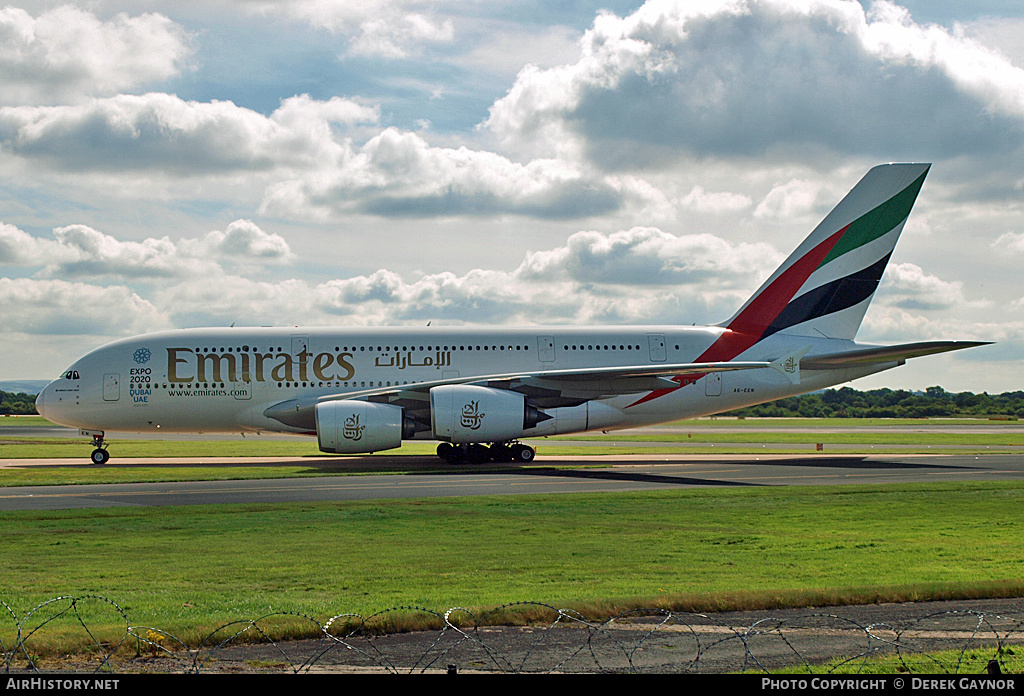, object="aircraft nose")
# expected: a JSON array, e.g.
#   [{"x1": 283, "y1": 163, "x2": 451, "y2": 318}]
[{"x1": 35, "y1": 384, "x2": 50, "y2": 420}]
